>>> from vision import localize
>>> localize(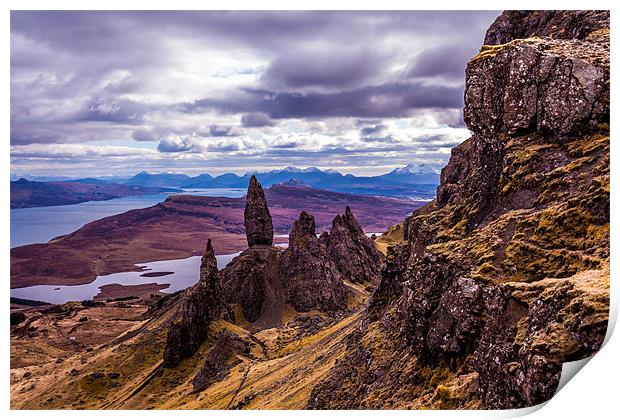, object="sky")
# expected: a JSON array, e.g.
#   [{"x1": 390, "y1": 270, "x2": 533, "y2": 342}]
[{"x1": 10, "y1": 11, "x2": 499, "y2": 177}]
